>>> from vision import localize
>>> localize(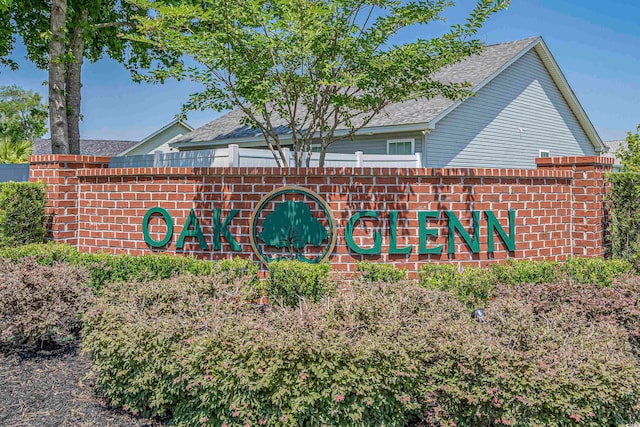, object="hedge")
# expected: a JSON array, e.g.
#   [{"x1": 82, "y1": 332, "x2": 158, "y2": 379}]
[
  {"x1": 82, "y1": 275, "x2": 640, "y2": 426},
  {"x1": 0, "y1": 243, "x2": 260, "y2": 291},
  {"x1": 0, "y1": 181, "x2": 46, "y2": 247}
]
